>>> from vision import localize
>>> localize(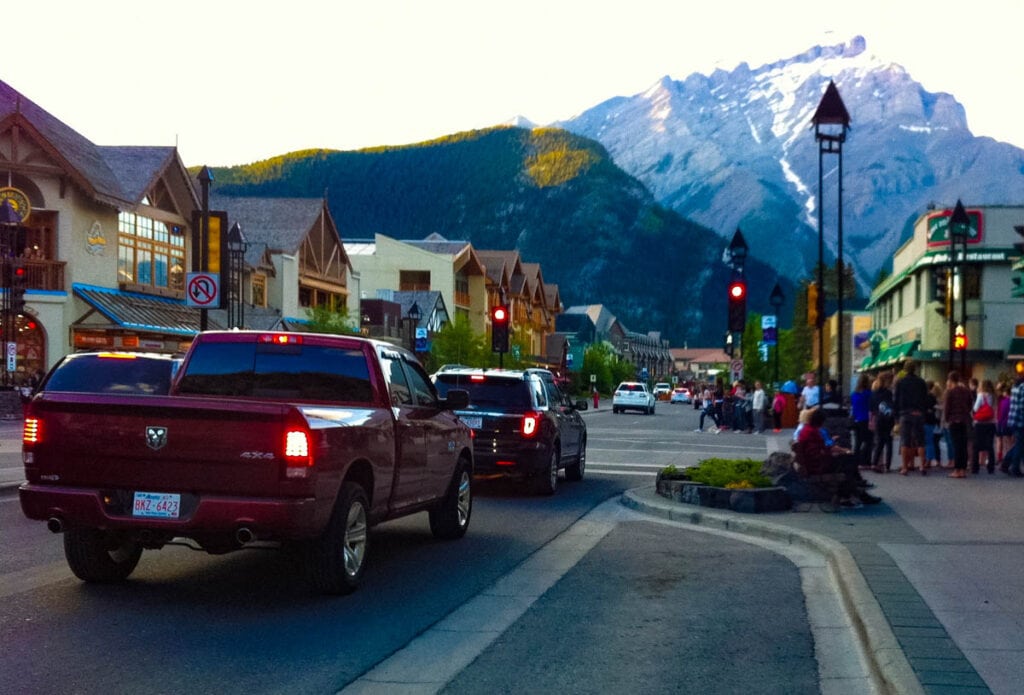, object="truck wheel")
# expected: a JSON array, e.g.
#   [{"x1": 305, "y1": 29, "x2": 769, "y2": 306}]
[
  {"x1": 565, "y1": 437, "x2": 586, "y2": 481},
  {"x1": 63, "y1": 527, "x2": 142, "y2": 583},
  {"x1": 534, "y1": 448, "x2": 559, "y2": 496},
  {"x1": 307, "y1": 482, "x2": 369, "y2": 595},
  {"x1": 429, "y1": 457, "x2": 472, "y2": 540}
]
